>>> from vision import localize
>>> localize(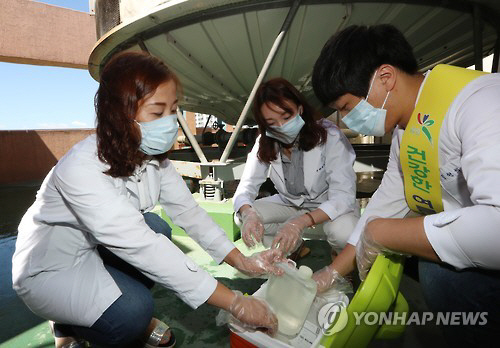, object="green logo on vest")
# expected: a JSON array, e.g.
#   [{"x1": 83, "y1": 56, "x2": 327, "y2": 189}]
[{"x1": 416, "y1": 113, "x2": 434, "y2": 144}]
